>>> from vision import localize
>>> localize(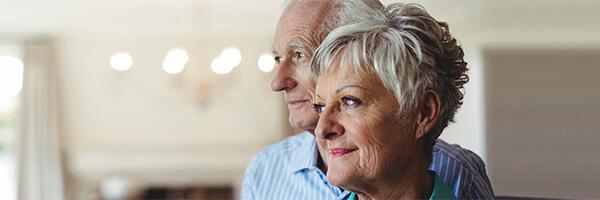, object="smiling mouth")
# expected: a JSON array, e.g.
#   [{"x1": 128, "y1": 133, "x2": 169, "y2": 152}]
[{"x1": 329, "y1": 148, "x2": 358, "y2": 157}]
